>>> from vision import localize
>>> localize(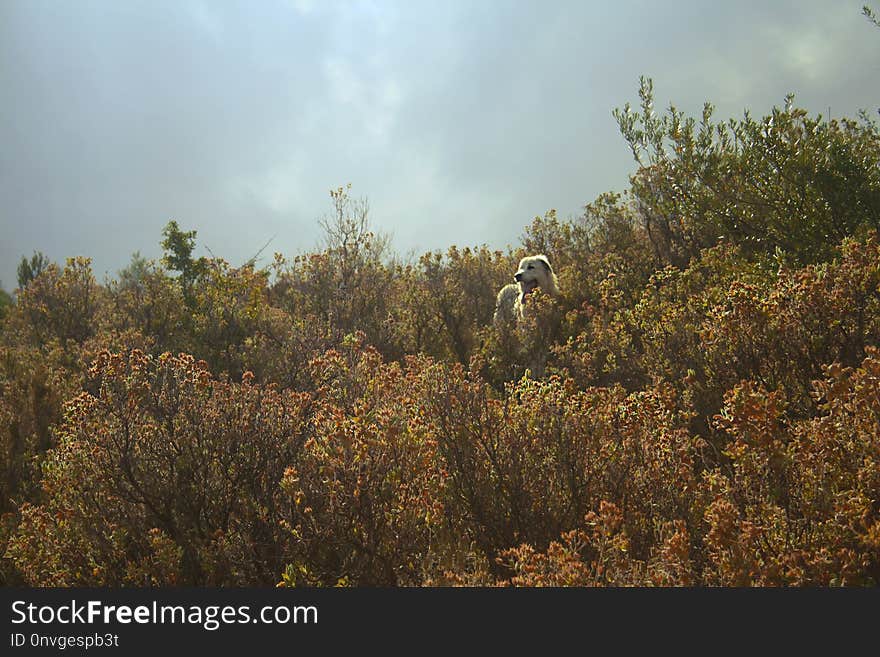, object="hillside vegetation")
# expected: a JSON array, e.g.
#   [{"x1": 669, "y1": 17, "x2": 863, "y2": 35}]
[{"x1": 2, "y1": 82, "x2": 880, "y2": 586}]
